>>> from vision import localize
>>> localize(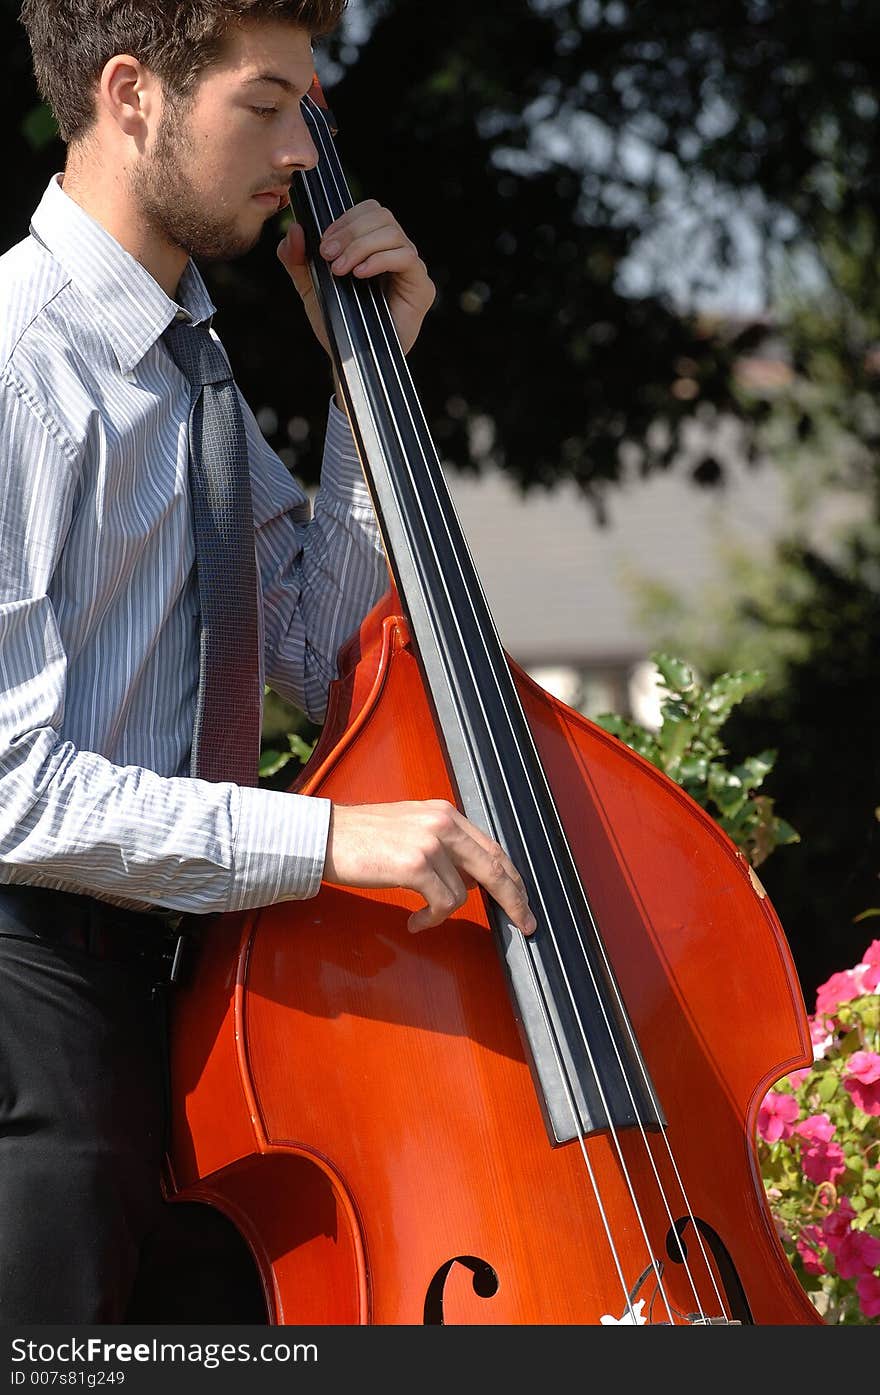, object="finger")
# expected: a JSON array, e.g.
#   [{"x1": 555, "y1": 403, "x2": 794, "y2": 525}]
[
  {"x1": 326, "y1": 230, "x2": 418, "y2": 277},
  {"x1": 320, "y1": 198, "x2": 387, "y2": 247},
  {"x1": 277, "y1": 224, "x2": 314, "y2": 299},
  {"x1": 350, "y1": 248, "x2": 426, "y2": 282},
  {"x1": 321, "y1": 214, "x2": 415, "y2": 265},
  {"x1": 449, "y1": 823, "x2": 536, "y2": 937},
  {"x1": 480, "y1": 861, "x2": 536, "y2": 937},
  {"x1": 412, "y1": 802, "x2": 536, "y2": 936},
  {"x1": 277, "y1": 221, "x2": 306, "y2": 267},
  {"x1": 276, "y1": 230, "x2": 331, "y2": 356},
  {"x1": 407, "y1": 858, "x2": 469, "y2": 934},
  {"x1": 324, "y1": 221, "x2": 418, "y2": 270}
]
